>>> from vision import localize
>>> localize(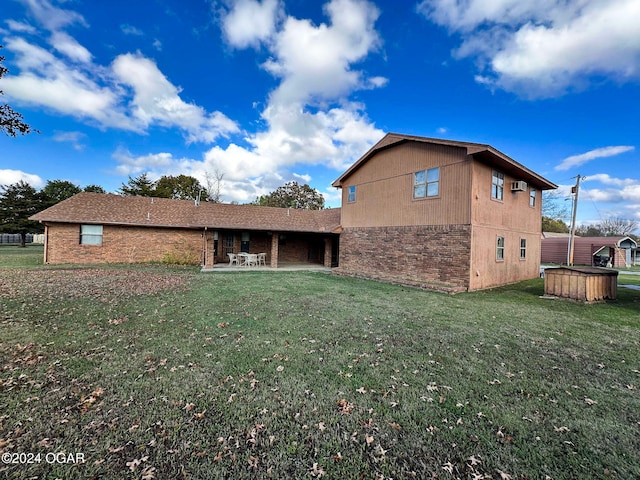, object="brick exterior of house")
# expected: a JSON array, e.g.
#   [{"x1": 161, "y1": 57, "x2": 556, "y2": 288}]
[
  {"x1": 336, "y1": 225, "x2": 472, "y2": 292},
  {"x1": 44, "y1": 223, "x2": 203, "y2": 265}
]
